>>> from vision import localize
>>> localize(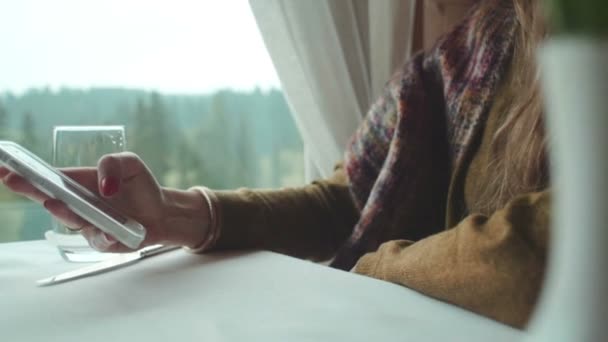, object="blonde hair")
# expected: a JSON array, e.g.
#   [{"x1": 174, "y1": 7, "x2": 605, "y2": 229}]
[{"x1": 475, "y1": 0, "x2": 549, "y2": 214}]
